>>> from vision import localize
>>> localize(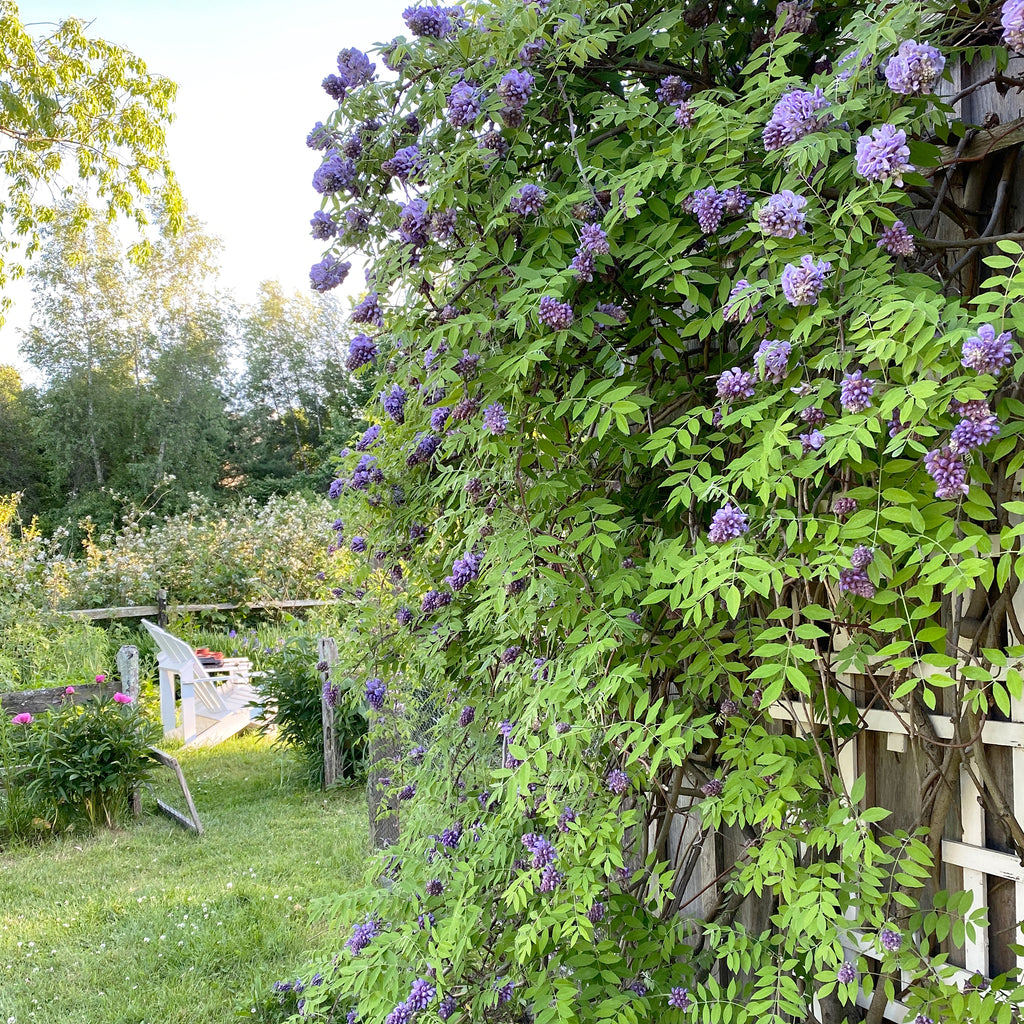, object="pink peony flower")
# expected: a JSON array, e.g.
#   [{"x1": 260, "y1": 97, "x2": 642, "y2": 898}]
[
  {"x1": 65, "y1": 686, "x2": 75, "y2": 695},
  {"x1": 11, "y1": 713, "x2": 33, "y2": 725},
  {"x1": 95, "y1": 674, "x2": 106, "y2": 683},
  {"x1": 113, "y1": 692, "x2": 133, "y2": 705}
]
